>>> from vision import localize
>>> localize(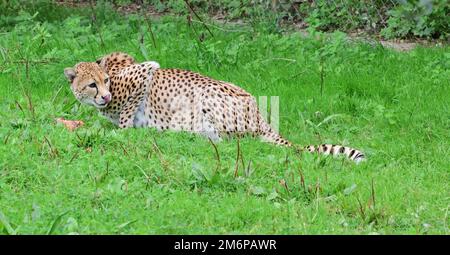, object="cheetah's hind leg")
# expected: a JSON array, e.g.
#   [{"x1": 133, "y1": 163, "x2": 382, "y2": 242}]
[{"x1": 197, "y1": 118, "x2": 222, "y2": 142}]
